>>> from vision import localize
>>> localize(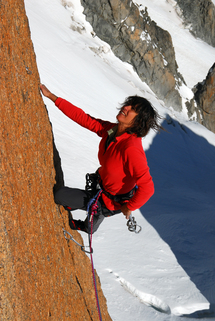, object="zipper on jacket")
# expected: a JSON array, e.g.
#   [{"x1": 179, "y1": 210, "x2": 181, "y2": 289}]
[{"x1": 104, "y1": 126, "x2": 118, "y2": 154}]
